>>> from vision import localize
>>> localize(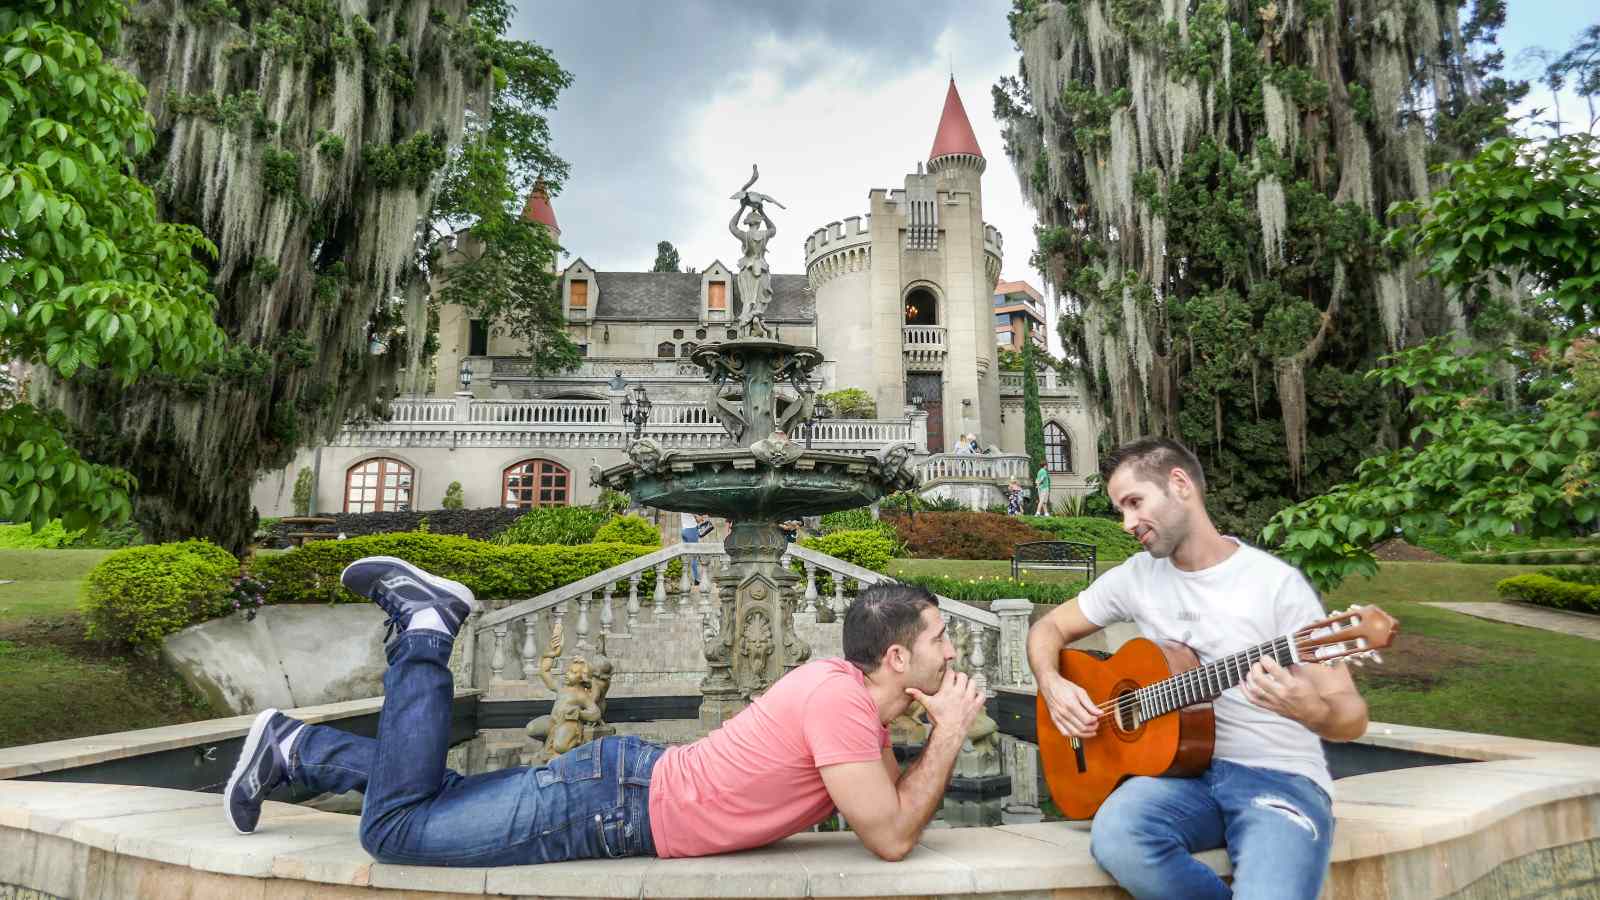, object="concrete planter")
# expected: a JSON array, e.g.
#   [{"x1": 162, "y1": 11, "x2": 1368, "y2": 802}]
[{"x1": 162, "y1": 605, "x2": 390, "y2": 715}]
